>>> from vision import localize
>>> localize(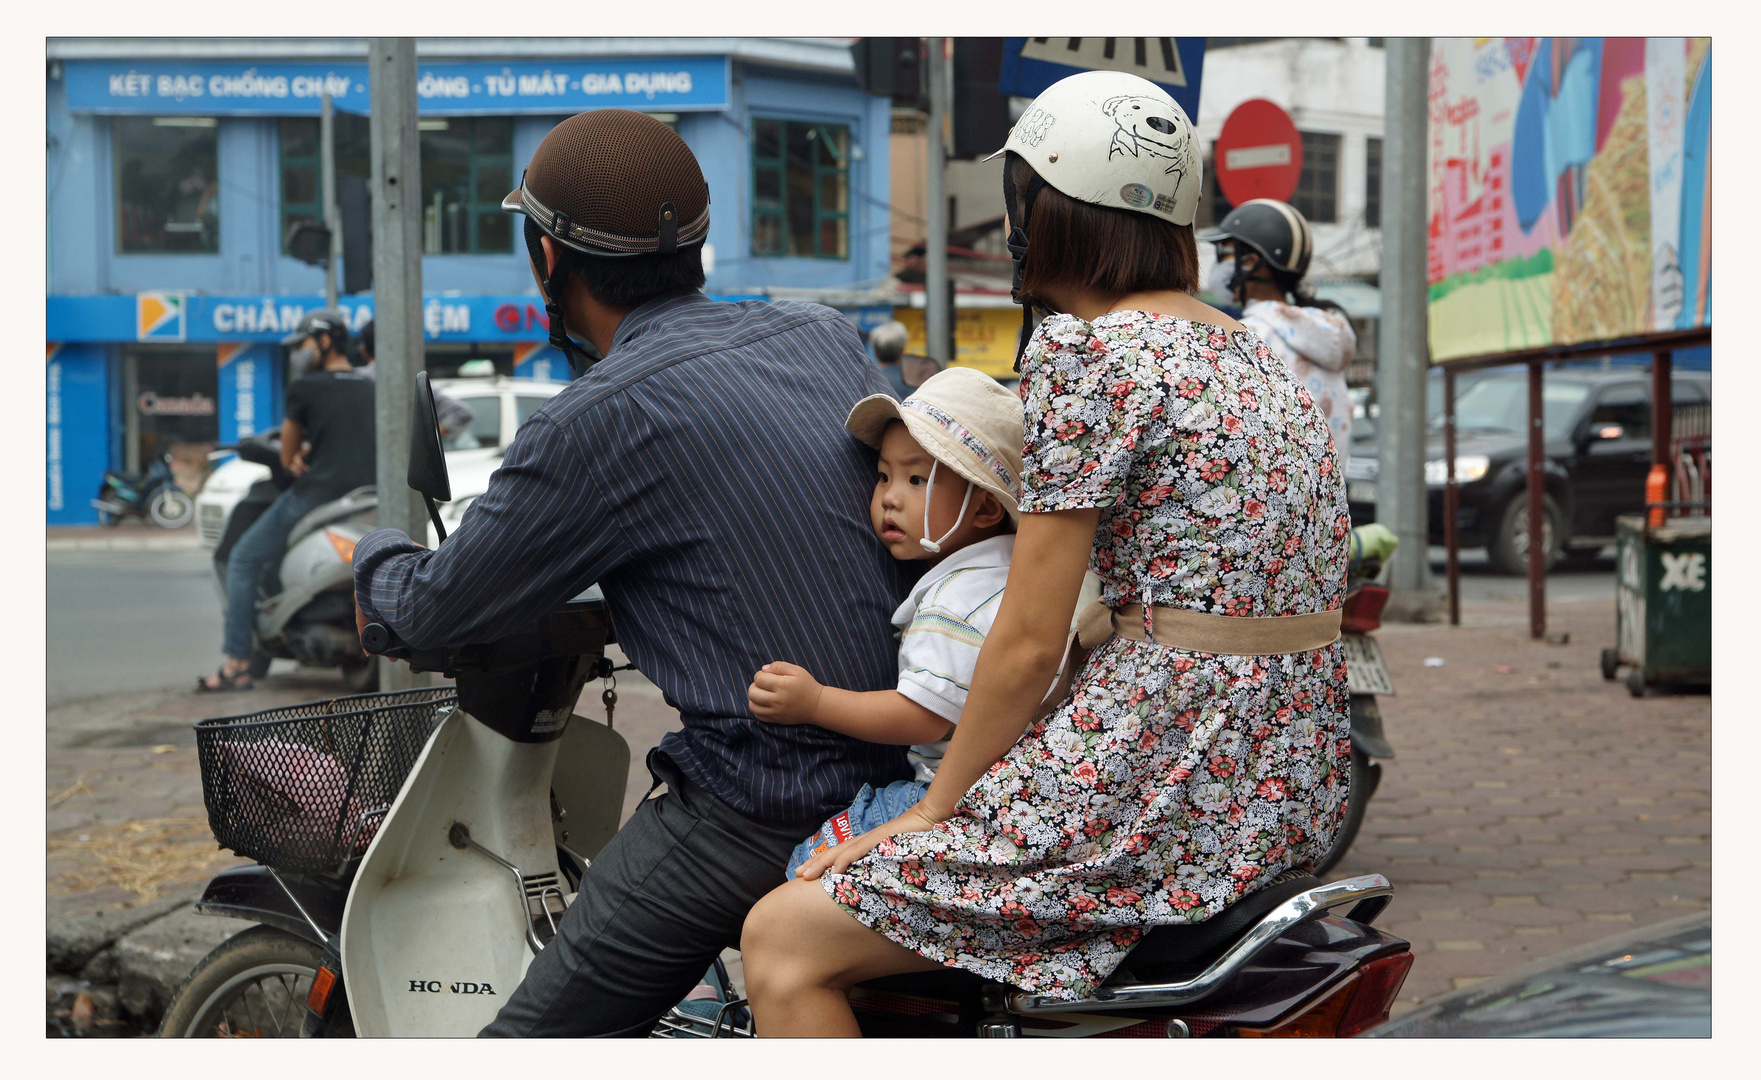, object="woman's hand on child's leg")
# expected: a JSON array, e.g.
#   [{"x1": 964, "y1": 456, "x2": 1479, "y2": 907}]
[
  {"x1": 748, "y1": 662, "x2": 826, "y2": 725},
  {"x1": 794, "y1": 804, "x2": 942, "y2": 881}
]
